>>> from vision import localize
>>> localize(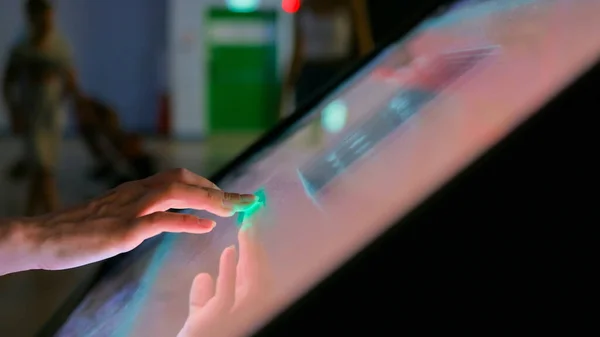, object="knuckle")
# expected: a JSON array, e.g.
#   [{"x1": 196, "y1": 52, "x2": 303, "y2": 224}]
[
  {"x1": 204, "y1": 188, "x2": 221, "y2": 201},
  {"x1": 96, "y1": 204, "x2": 111, "y2": 217},
  {"x1": 171, "y1": 168, "x2": 189, "y2": 180},
  {"x1": 116, "y1": 181, "x2": 135, "y2": 191},
  {"x1": 87, "y1": 199, "x2": 101, "y2": 212},
  {"x1": 178, "y1": 213, "x2": 194, "y2": 223},
  {"x1": 161, "y1": 182, "x2": 181, "y2": 198},
  {"x1": 121, "y1": 225, "x2": 142, "y2": 245},
  {"x1": 85, "y1": 200, "x2": 110, "y2": 219},
  {"x1": 145, "y1": 212, "x2": 163, "y2": 224},
  {"x1": 223, "y1": 192, "x2": 240, "y2": 202}
]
